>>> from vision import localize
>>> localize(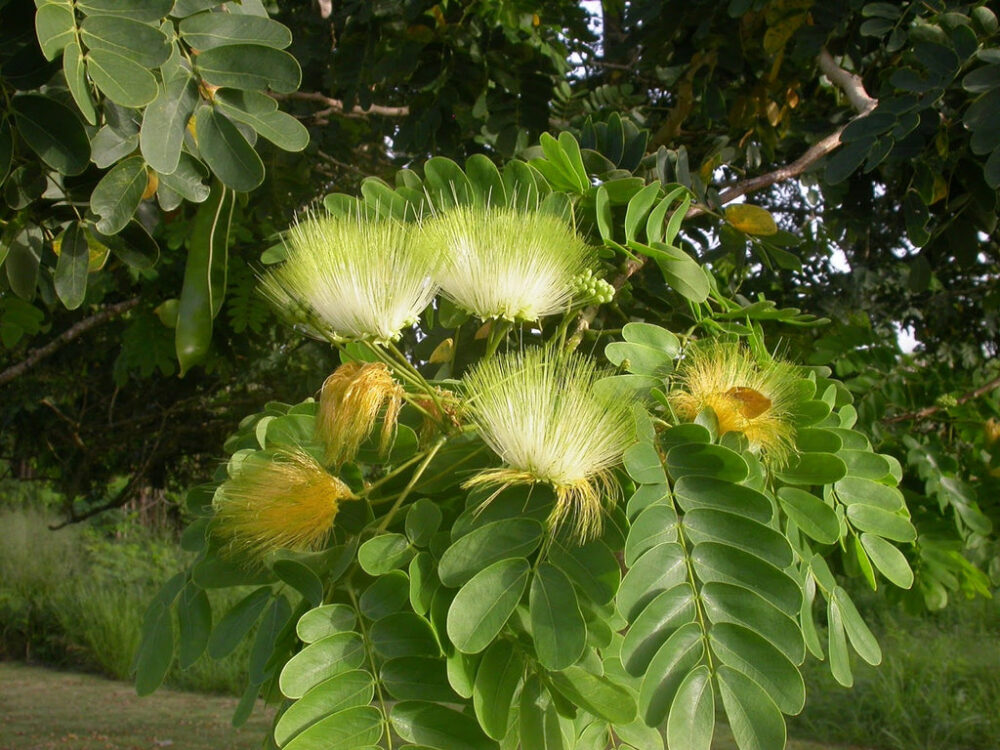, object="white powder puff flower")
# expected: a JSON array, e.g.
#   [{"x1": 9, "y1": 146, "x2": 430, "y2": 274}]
[
  {"x1": 462, "y1": 347, "x2": 637, "y2": 542},
  {"x1": 420, "y1": 206, "x2": 597, "y2": 322},
  {"x1": 261, "y1": 213, "x2": 440, "y2": 342}
]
